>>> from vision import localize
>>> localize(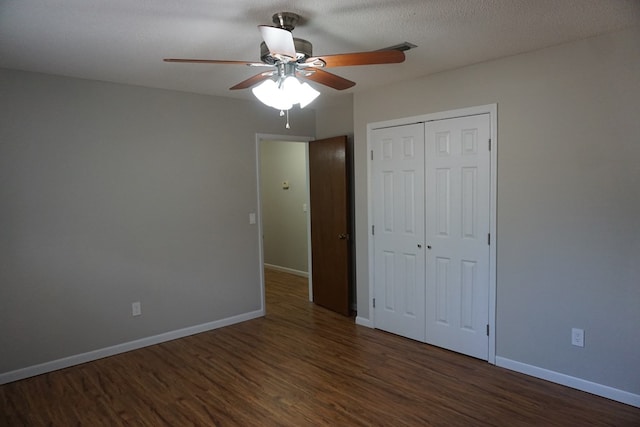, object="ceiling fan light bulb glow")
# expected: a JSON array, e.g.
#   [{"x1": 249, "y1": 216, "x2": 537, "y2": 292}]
[
  {"x1": 281, "y1": 76, "x2": 301, "y2": 106},
  {"x1": 270, "y1": 97, "x2": 294, "y2": 111},
  {"x1": 252, "y1": 75, "x2": 318, "y2": 111},
  {"x1": 252, "y1": 79, "x2": 278, "y2": 106},
  {"x1": 282, "y1": 75, "x2": 301, "y2": 91},
  {"x1": 271, "y1": 83, "x2": 294, "y2": 110},
  {"x1": 298, "y1": 82, "x2": 320, "y2": 108},
  {"x1": 252, "y1": 78, "x2": 293, "y2": 110}
]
